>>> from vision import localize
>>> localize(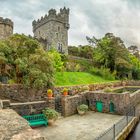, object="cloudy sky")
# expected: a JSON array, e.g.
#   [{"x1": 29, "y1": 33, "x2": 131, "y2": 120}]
[{"x1": 0, "y1": 0, "x2": 140, "y2": 47}]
